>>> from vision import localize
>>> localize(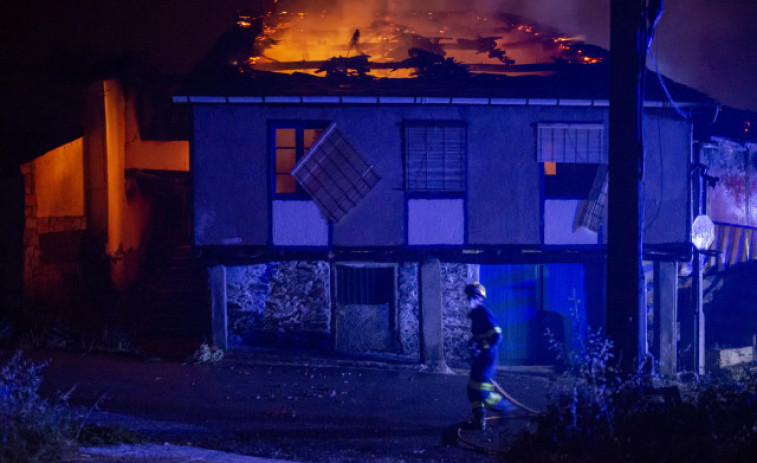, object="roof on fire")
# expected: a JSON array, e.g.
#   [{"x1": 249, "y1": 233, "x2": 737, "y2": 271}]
[{"x1": 178, "y1": 62, "x2": 714, "y2": 107}]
